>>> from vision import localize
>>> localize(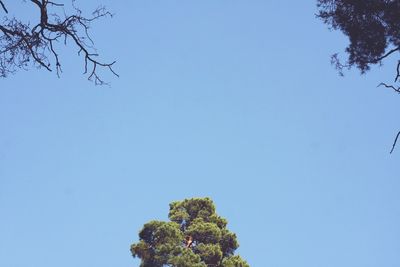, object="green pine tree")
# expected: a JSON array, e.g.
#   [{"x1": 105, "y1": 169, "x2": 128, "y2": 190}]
[{"x1": 131, "y1": 197, "x2": 249, "y2": 267}]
